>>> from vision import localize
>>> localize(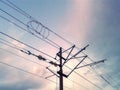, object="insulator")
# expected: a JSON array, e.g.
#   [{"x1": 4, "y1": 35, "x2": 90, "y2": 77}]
[
  {"x1": 37, "y1": 55, "x2": 46, "y2": 61},
  {"x1": 27, "y1": 20, "x2": 50, "y2": 39},
  {"x1": 49, "y1": 61, "x2": 58, "y2": 67}
]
